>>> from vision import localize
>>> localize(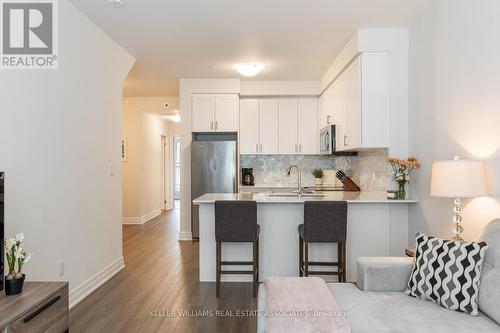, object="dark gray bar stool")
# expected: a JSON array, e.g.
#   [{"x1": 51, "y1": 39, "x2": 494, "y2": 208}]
[
  {"x1": 298, "y1": 201, "x2": 347, "y2": 282},
  {"x1": 215, "y1": 200, "x2": 259, "y2": 297}
]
